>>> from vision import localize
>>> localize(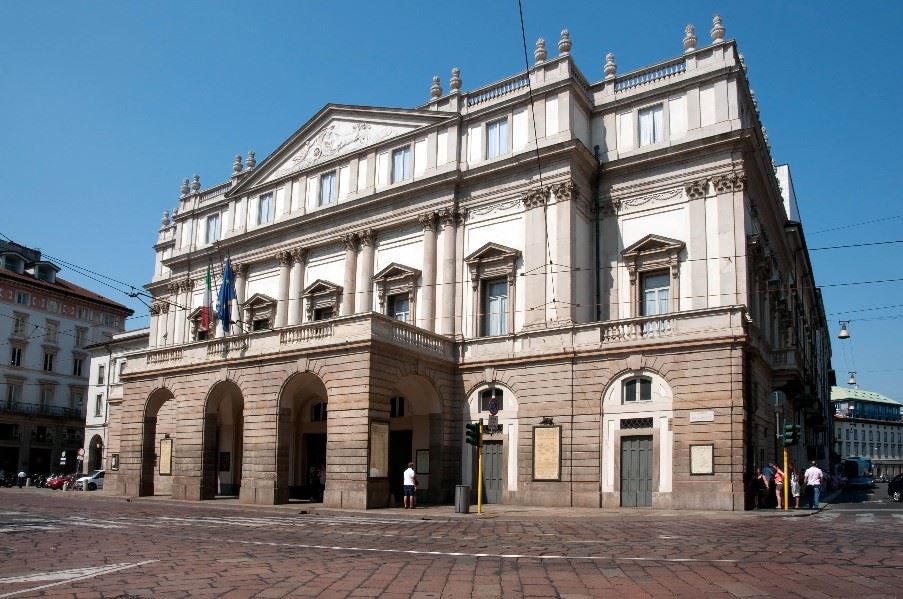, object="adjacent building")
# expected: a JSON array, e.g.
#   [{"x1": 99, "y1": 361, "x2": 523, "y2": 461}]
[
  {"x1": 0, "y1": 241, "x2": 132, "y2": 476},
  {"x1": 109, "y1": 16, "x2": 832, "y2": 510},
  {"x1": 832, "y1": 386, "x2": 903, "y2": 478}
]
